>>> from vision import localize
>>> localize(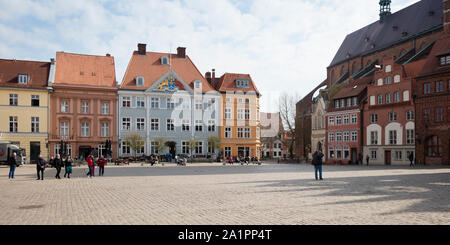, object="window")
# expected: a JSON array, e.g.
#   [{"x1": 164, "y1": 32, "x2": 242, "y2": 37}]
[
  {"x1": 245, "y1": 109, "x2": 250, "y2": 120},
  {"x1": 378, "y1": 94, "x2": 383, "y2": 104},
  {"x1": 351, "y1": 131, "x2": 357, "y2": 142},
  {"x1": 351, "y1": 114, "x2": 357, "y2": 124},
  {"x1": 206, "y1": 98, "x2": 215, "y2": 109},
  {"x1": 151, "y1": 118, "x2": 159, "y2": 131},
  {"x1": 236, "y1": 79, "x2": 250, "y2": 88},
  {"x1": 335, "y1": 100, "x2": 340, "y2": 109},
  {"x1": 371, "y1": 150, "x2": 377, "y2": 160},
  {"x1": 166, "y1": 118, "x2": 174, "y2": 131},
  {"x1": 343, "y1": 115, "x2": 349, "y2": 125},
  {"x1": 406, "y1": 129, "x2": 414, "y2": 145},
  {"x1": 370, "y1": 114, "x2": 378, "y2": 123},
  {"x1": 182, "y1": 119, "x2": 190, "y2": 131},
  {"x1": 194, "y1": 81, "x2": 201, "y2": 89},
  {"x1": 244, "y1": 128, "x2": 250, "y2": 138},
  {"x1": 237, "y1": 128, "x2": 244, "y2": 138},
  {"x1": 394, "y1": 92, "x2": 400, "y2": 102},
  {"x1": 136, "y1": 97, "x2": 145, "y2": 108},
  {"x1": 328, "y1": 133, "x2": 334, "y2": 143},
  {"x1": 195, "y1": 120, "x2": 203, "y2": 132},
  {"x1": 424, "y1": 109, "x2": 430, "y2": 122},
  {"x1": 60, "y1": 122, "x2": 69, "y2": 136},
  {"x1": 435, "y1": 107, "x2": 443, "y2": 122},
  {"x1": 336, "y1": 147, "x2": 342, "y2": 159},
  {"x1": 122, "y1": 96, "x2": 131, "y2": 107},
  {"x1": 81, "y1": 101, "x2": 89, "y2": 114},
  {"x1": 9, "y1": 116, "x2": 18, "y2": 132},
  {"x1": 352, "y1": 97, "x2": 357, "y2": 106},
  {"x1": 137, "y1": 118, "x2": 145, "y2": 131},
  {"x1": 370, "y1": 131, "x2": 378, "y2": 145},
  {"x1": 328, "y1": 147, "x2": 334, "y2": 159},
  {"x1": 388, "y1": 112, "x2": 397, "y2": 122},
  {"x1": 167, "y1": 98, "x2": 175, "y2": 109},
  {"x1": 195, "y1": 142, "x2": 203, "y2": 154},
  {"x1": 343, "y1": 132, "x2": 349, "y2": 142},
  {"x1": 225, "y1": 108, "x2": 232, "y2": 120},
  {"x1": 370, "y1": 96, "x2": 375, "y2": 105},
  {"x1": 394, "y1": 75, "x2": 400, "y2": 83},
  {"x1": 440, "y1": 55, "x2": 450, "y2": 65},
  {"x1": 102, "y1": 103, "x2": 109, "y2": 115},
  {"x1": 436, "y1": 81, "x2": 444, "y2": 92},
  {"x1": 195, "y1": 99, "x2": 203, "y2": 110},
  {"x1": 136, "y1": 142, "x2": 145, "y2": 155},
  {"x1": 346, "y1": 98, "x2": 351, "y2": 107},
  {"x1": 9, "y1": 94, "x2": 18, "y2": 106},
  {"x1": 208, "y1": 120, "x2": 215, "y2": 132},
  {"x1": 245, "y1": 98, "x2": 250, "y2": 104},
  {"x1": 377, "y1": 78, "x2": 383, "y2": 86},
  {"x1": 336, "y1": 115, "x2": 342, "y2": 125},
  {"x1": 344, "y1": 146, "x2": 350, "y2": 159},
  {"x1": 385, "y1": 93, "x2": 392, "y2": 103},
  {"x1": 31, "y1": 117, "x2": 39, "y2": 133},
  {"x1": 151, "y1": 141, "x2": 159, "y2": 154},
  {"x1": 426, "y1": 136, "x2": 442, "y2": 157},
  {"x1": 237, "y1": 108, "x2": 244, "y2": 120},
  {"x1": 122, "y1": 118, "x2": 131, "y2": 131},
  {"x1": 385, "y1": 76, "x2": 392, "y2": 84},
  {"x1": 136, "y1": 76, "x2": 144, "y2": 86},
  {"x1": 81, "y1": 122, "x2": 90, "y2": 137},
  {"x1": 389, "y1": 130, "x2": 397, "y2": 145},
  {"x1": 406, "y1": 110, "x2": 414, "y2": 120},
  {"x1": 182, "y1": 141, "x2": 189, "y2": 154},
  {"x1": 385, "y1": 65, "x2": 392, "y2": 73},
  {"x1": 18, "y1": 74, "x2": 29, "y2": 84},
  {"x1": 328, "y1": 116, "x2": 334, "y2": 126},
  {"x1": 224, "y1": 147, "x2": 231, "y2": 158},
  {"x1": 161, "y1": 56, "x2": 168, "y2": 65},
  {"x1": 101, "y1": 122, "x2": 109, "y2": 137},
  {"x1": 394, "y1": 151, "x2": 402, "y2": 161},
  {"x1": 225, "y1": 127, "x2": 232, "y2": 138},
  {"x1": 122, "y1": 141, "x2": 130, "y2": 155},
  {"x1": 403, "y1": 90, "x2": 410, "y2": 101},
  {"x1": 208, "y1": 142, "x2": 215, "y2": 154},
  {"x1": 151, "y1": 97, "x2": 159, "y2": 109},
  {"x1": 336, "y1": 132, "x2": 342, "y2": 142},
  {"x1": 31, "y1": 95, "x2": 39, "y2": 107},
  {"x1": 424, "y1": 83, "x2": 431, "y2": 94},
  {"x1": 61, "y1": 101, "x2": 69, "y2": 113}
]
